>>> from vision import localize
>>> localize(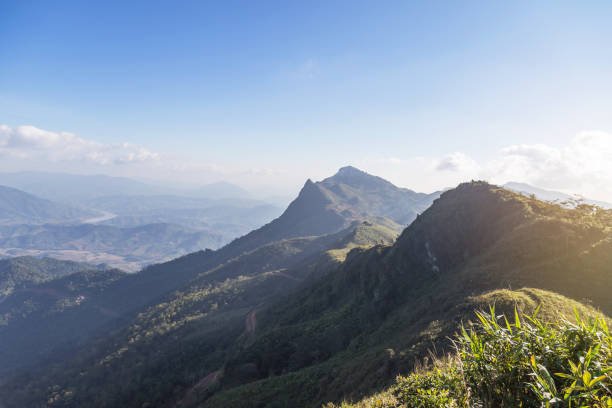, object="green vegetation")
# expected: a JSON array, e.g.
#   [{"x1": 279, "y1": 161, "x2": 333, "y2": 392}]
[
  {"x1": 202, "y1": 182, "x2": 612, "y2": 407},
  {"x1": 1, "y1": 180, "x2": 612, "y2": 408},
  {"x1": 327, "y1": 307, "x2": 611, "y2": 408},
  {"x1": 0, "y1": 256, "x2": 99, "y2": 297},
  {"x1": 217, "y1": 166, "x2": 436, "y2": 258},
  {"x1": 0, "y1": 268, "x2": 127, "y2": 376},
  {"x1": 0, "y1": 220, "x2": 399, "y2": 408}
]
